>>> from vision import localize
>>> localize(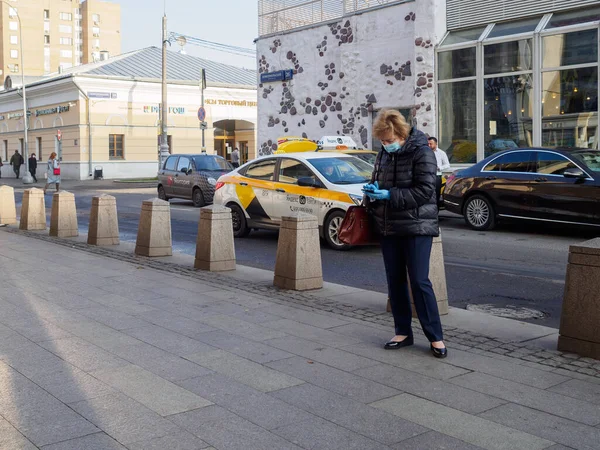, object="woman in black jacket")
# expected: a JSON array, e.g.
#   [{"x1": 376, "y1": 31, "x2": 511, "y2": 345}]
[
  {"x1": 364, "y1": 109, "x2": 446, "y2": 358},
  {"x1": 28, "y1": 153, "x2": 38, "y2": 182}
]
